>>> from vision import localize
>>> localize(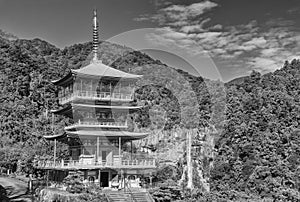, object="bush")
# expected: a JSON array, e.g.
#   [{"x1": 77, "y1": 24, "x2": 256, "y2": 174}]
[{"x1": 150, "y1": 186, "x2": 182, "y2": 202}]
